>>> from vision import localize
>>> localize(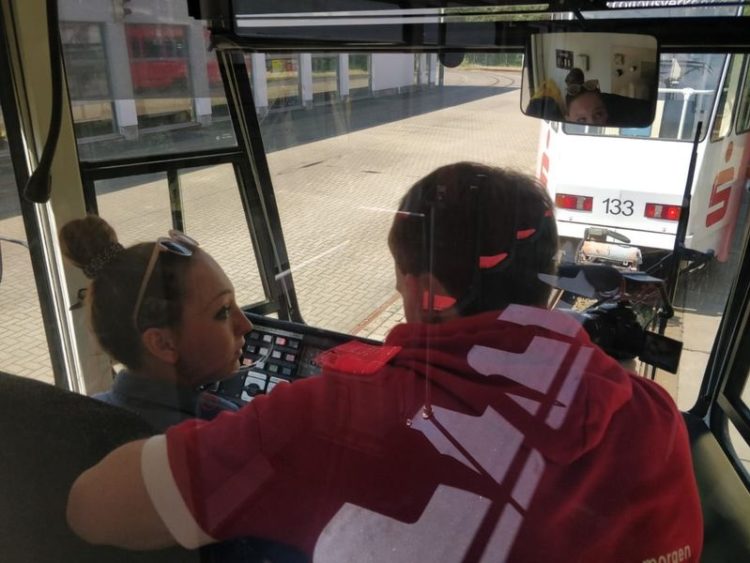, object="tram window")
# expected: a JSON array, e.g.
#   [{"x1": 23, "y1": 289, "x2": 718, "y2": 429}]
[
  {"x1": 256, "y1": 50, "x2": 534, "y2": 336},
  {"x1": 10, "y1": 0, "x2": 750, "y2": 557},
  {"x1": 669, "y1": 256, "x2": 750, "y2": 411},
  {"x1": 126, "y1": 24, "x2": 190, "y2": 96},
  {"x1": 729, "y1": 419, "x2": 750, "y2": 477},
  {"x1": 59, "y1": 23, "x2": 110, "y2": 101},
  {"x1": 92, "y1": 167, "x2": 265, "y2": 309},
  {"x1": 736, "y1": 57, "x2": 750, "y2": 134},
  {"x1": 207, "y1": 30, "x2": 242, "y2": 100},
  {"x1": 312, "y1": 54, "x2": 340, "y2": 104},
  {"x1": 250, "y1": 43, "x2": 749, "y2": 424},
  {"x1": 348, "y1": 54, "x2": 371, "y2": 99},
  {"x1": 724, "y1": 326, "x2": 750, "y2": 476},
  {"x1": 710, "y1": 55, "x2": 744, "y2": 142},
  {"x1": 58, "y1": 2, "x2": 238, "y2": 162},
  {"x1": 265, "y1": 54, "x2": 302, "y2": 109},
  {"x1": 0, "y1": 104, "x2": 54, "y2": 384},
  {"x1": 59, "y1": 22, "x2": 114, "y2": 138},
  {"x1": 126, "y1": 24, "x2": 194, "y2": 133},
  {"x1": 177, "y1": 164, "x2": 266, "y2": 307},
  {"x1": 93, "y1": 173, "x2": 174, "y2": 244}
]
